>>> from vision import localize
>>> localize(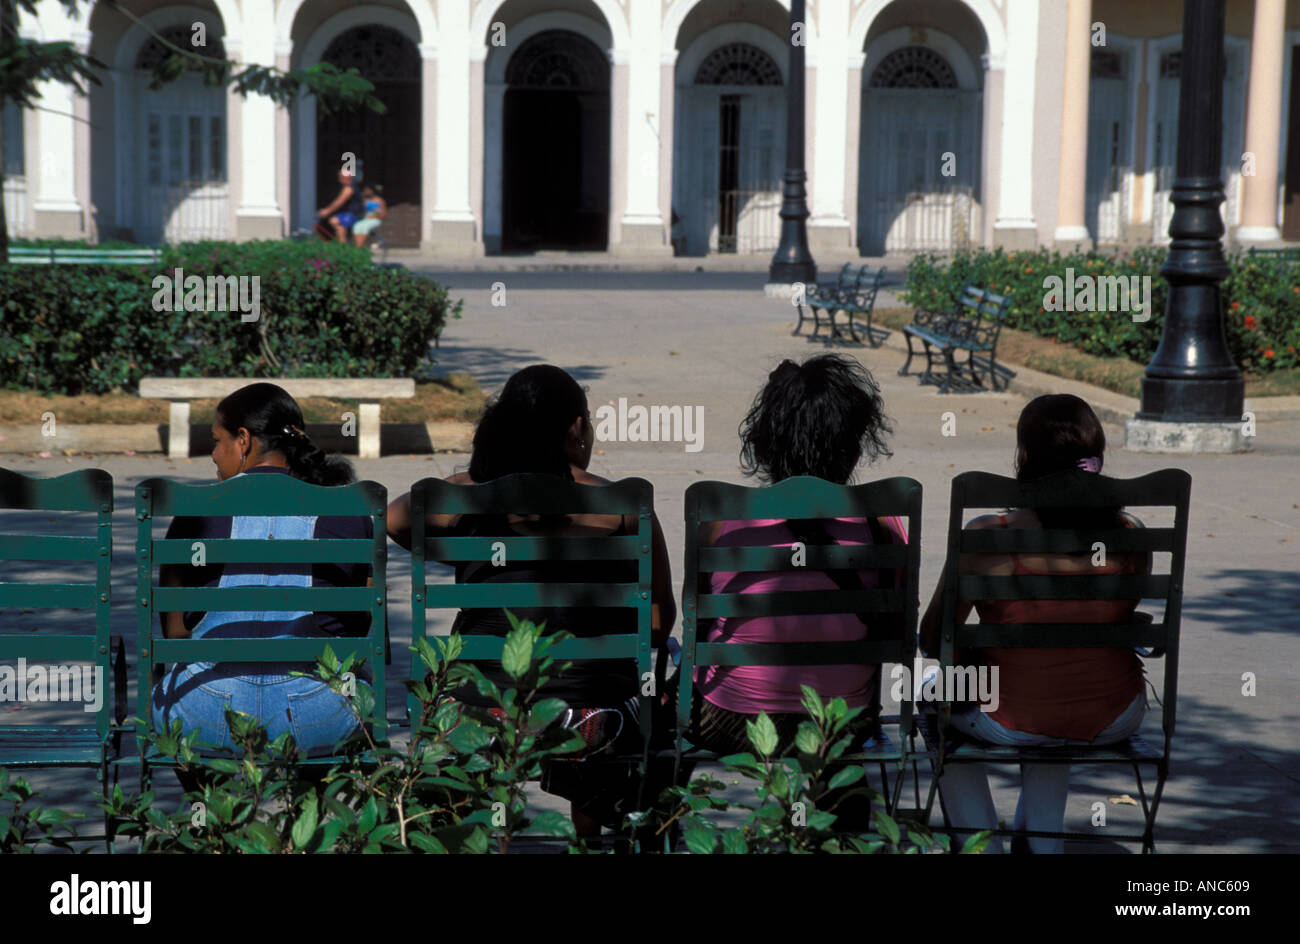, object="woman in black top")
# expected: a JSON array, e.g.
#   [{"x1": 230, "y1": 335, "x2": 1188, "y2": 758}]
[{"x1": 387, "y1": 365, "x2": 676, "y2": 836}]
